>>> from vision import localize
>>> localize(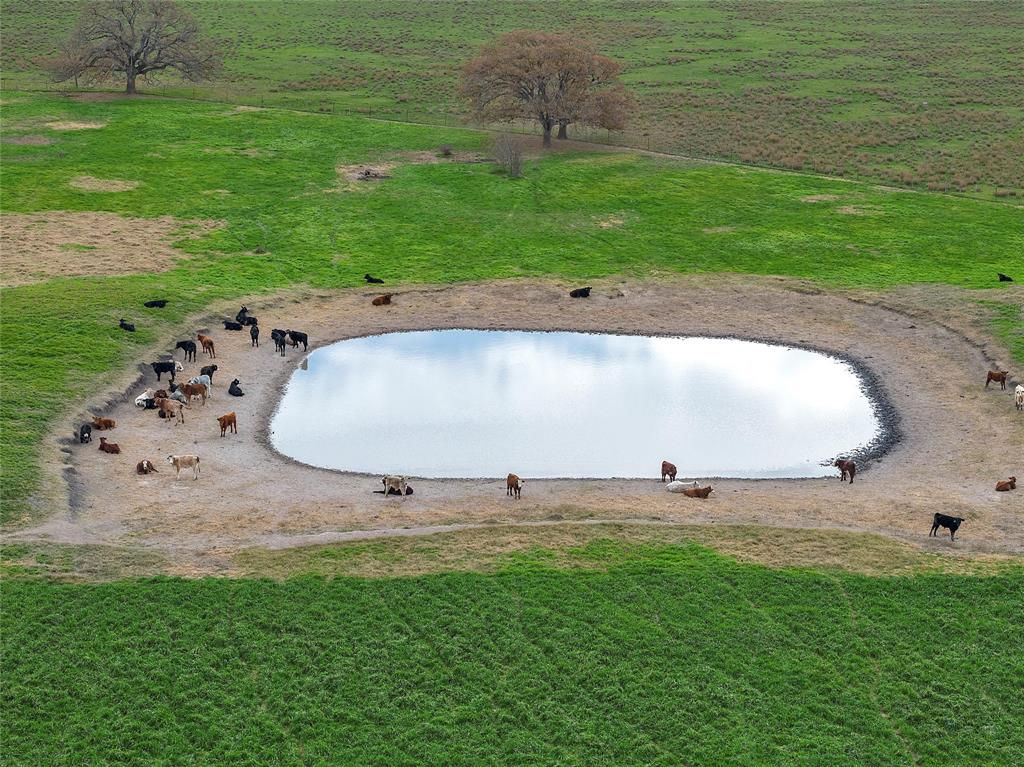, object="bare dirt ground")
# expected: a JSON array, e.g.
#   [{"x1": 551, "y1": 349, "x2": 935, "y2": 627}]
[
  {"x1": 7, "y1": 277, "x2": 1023, "y2": 575},
  {"x1": 0, "y1": 211, "x2": 223, "y2": 286}
]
